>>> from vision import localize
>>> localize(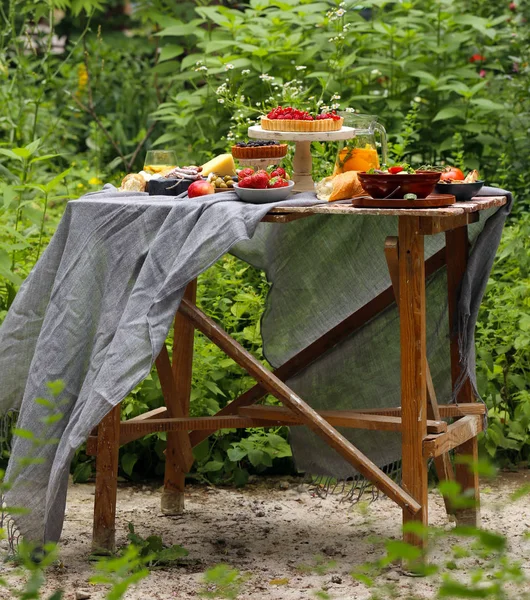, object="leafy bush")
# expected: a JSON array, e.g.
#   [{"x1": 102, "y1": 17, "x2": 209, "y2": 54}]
[{"x1": 476, "y1": 213, "x2": 530, "y2": 467}]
